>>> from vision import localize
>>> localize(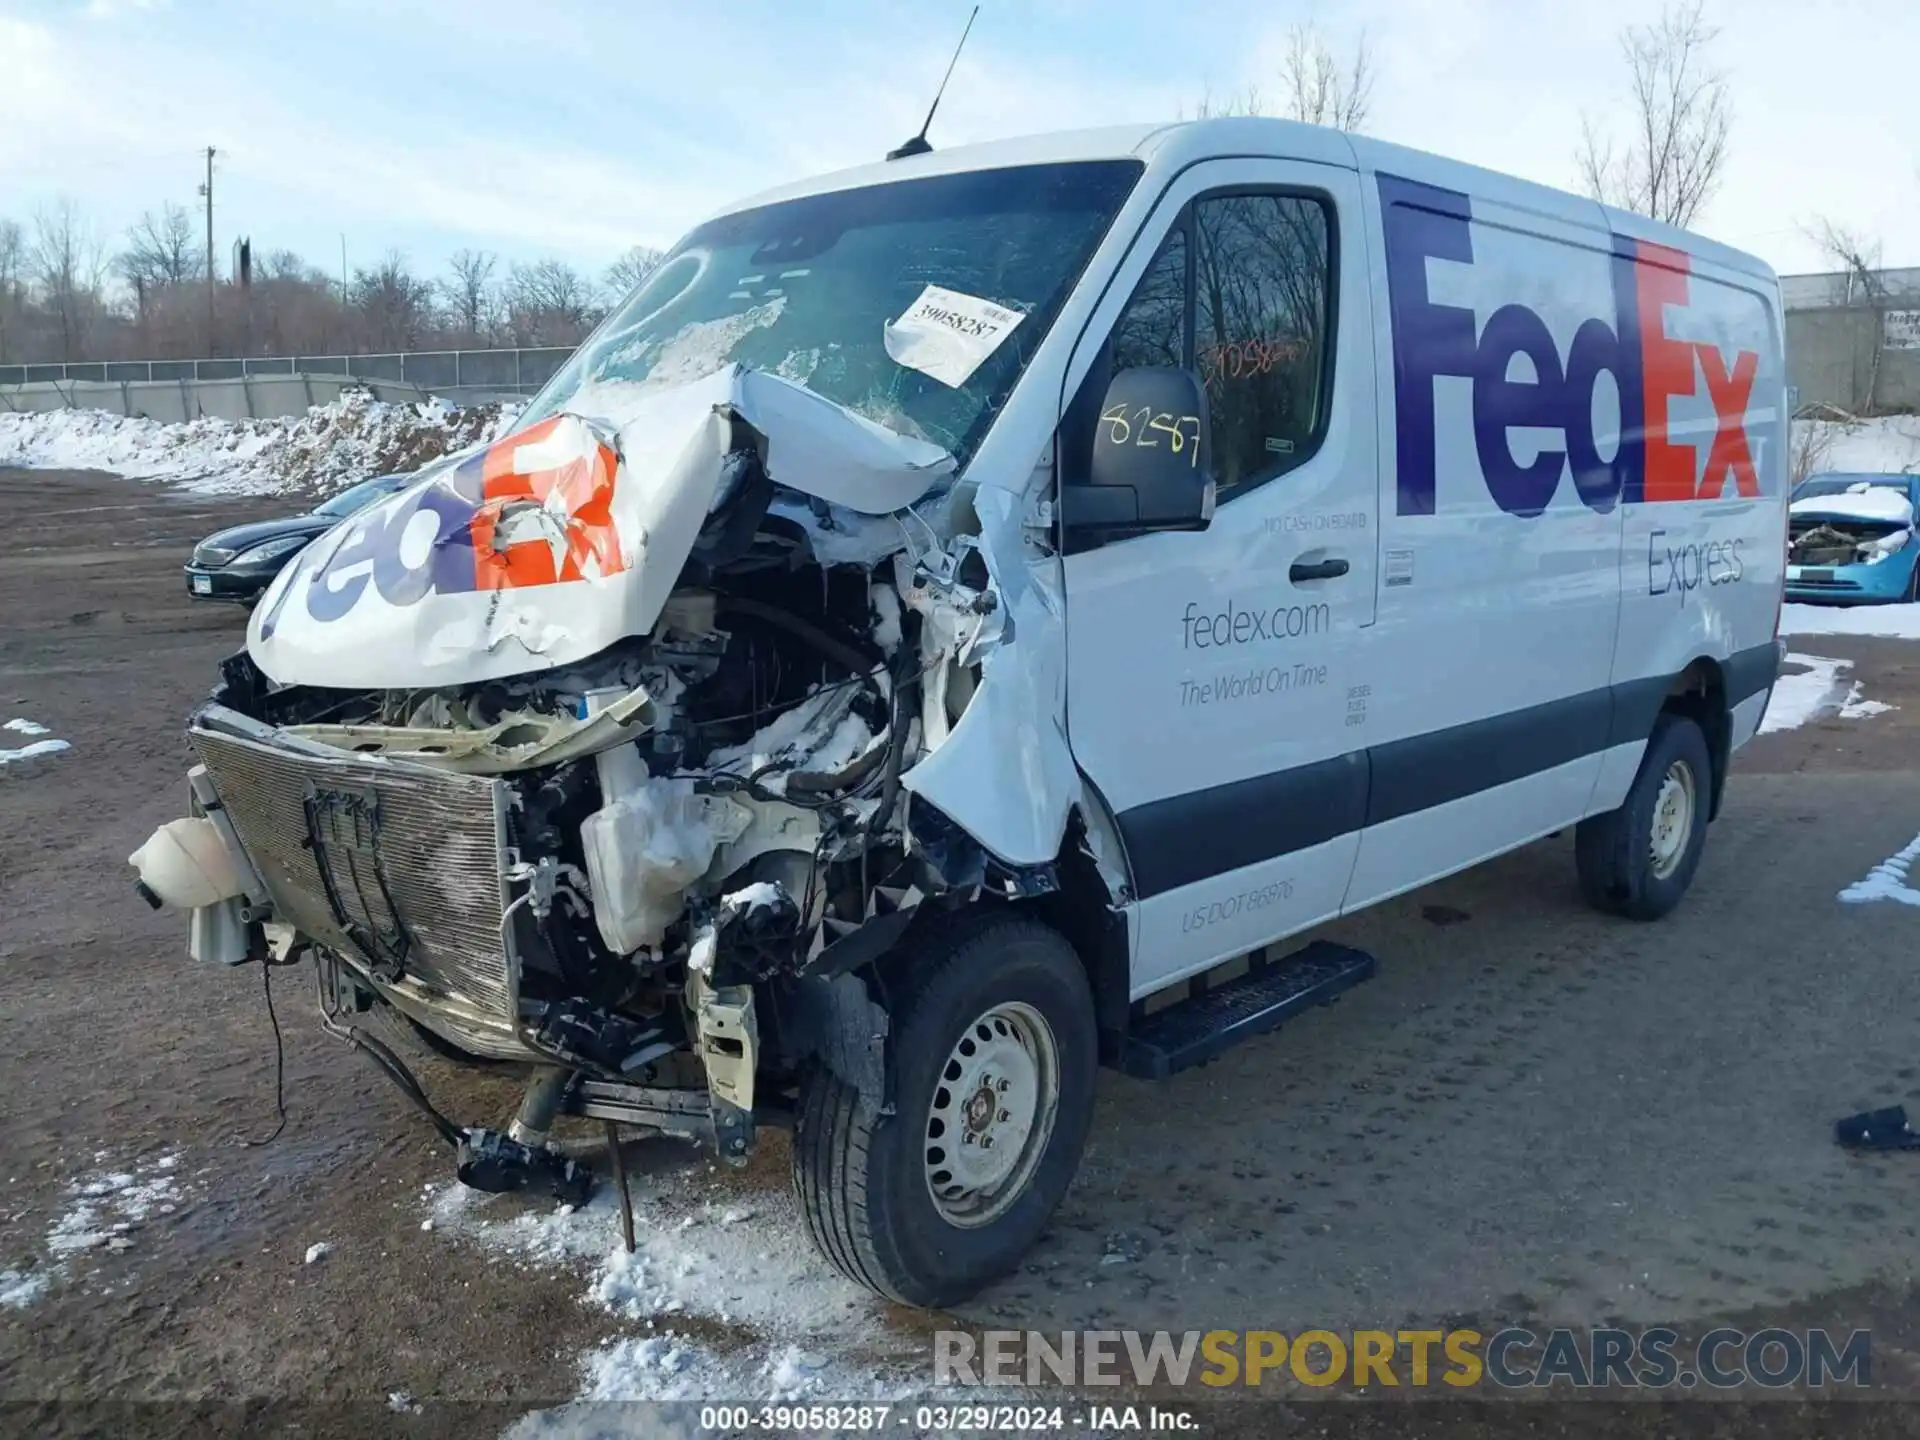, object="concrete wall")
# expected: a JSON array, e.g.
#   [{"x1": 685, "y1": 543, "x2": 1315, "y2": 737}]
[
  {"x1": 1786, "y1": 306, "x2": 1920, "y2": 415},
  {"x1": 0, "y1": 374, "x2": 433, "y2": 424}
]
